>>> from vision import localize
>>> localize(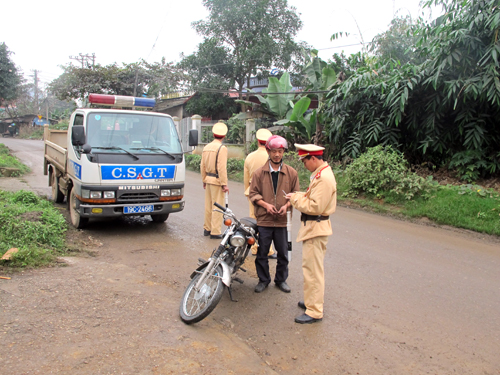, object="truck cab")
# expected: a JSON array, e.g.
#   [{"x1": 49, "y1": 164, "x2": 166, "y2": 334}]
[{"x1": 45, "y1": 94, "x2": 198, "y2": 228}]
